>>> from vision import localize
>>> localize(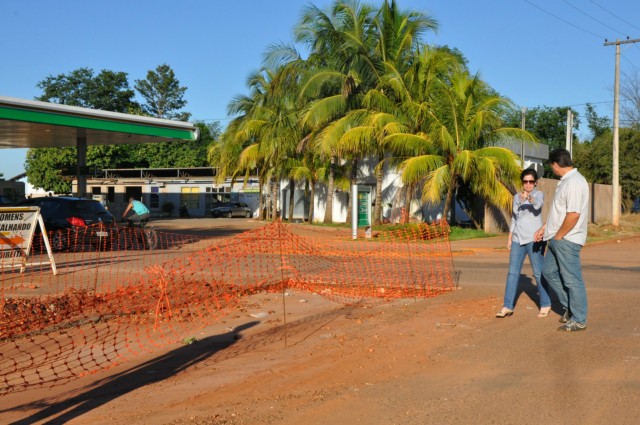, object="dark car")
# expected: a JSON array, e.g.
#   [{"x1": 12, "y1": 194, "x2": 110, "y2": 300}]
[
  {"x1": 0, "y1": 195, "x2": 15, "y2": 206},
  {"x1": 17, "y1": 196, "x2": 115, "y2": 251},
  {"x1": 210, "y1": 202, "x2": 252, "y2": 218}
]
